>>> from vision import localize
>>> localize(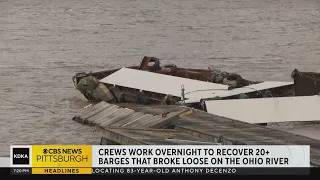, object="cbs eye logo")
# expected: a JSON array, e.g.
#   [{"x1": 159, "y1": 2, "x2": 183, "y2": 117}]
[{"x1": 12, "y1": 148, "x2": 30, "y2": 165}]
